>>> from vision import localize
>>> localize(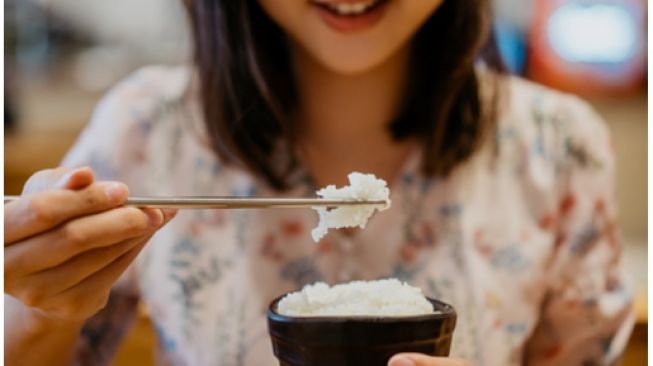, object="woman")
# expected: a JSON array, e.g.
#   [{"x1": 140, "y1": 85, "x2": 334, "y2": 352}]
[{"x1": 5, "y1": 0, "x2": 634, "y2": 365}]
